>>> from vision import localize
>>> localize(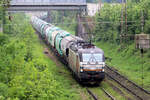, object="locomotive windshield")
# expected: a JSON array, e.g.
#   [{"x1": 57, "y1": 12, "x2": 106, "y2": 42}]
[{"x1": 81, "y1": 53, "x2": 104, "y2": 62}]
